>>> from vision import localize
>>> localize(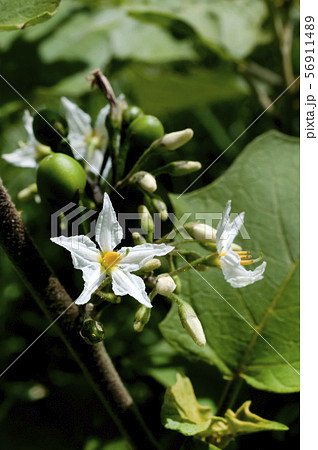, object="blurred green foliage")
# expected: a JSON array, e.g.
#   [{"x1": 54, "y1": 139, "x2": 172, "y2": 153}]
[{"x1": 0, "y1": 0, "x2": 299, "y2": 448}]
